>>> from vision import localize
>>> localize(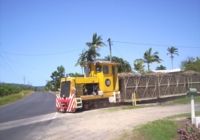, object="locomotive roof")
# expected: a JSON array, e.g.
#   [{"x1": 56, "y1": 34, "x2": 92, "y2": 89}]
[{"x1": 83, "y1": 60, "x2": 119, "y2": 66}]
